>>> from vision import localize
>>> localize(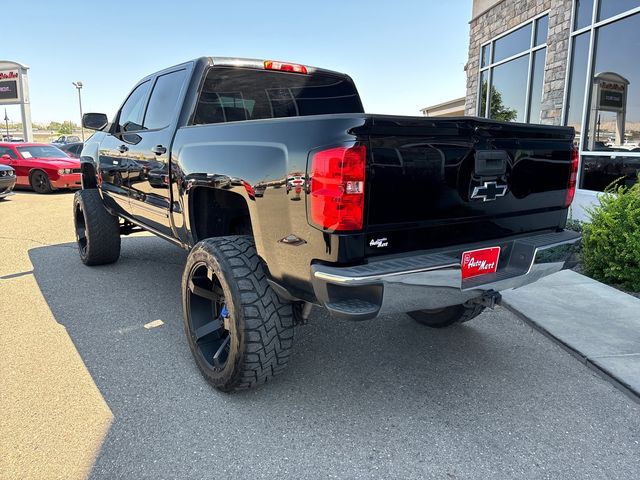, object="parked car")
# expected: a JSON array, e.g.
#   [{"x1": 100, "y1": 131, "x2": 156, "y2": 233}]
[
  {"x1": 58, "y1": 142, "x2": 84, "y2": 158},
  {"x1": 51, "y1": 135, "x2": 81, "y2": 146},
  {"x1": 2, "y1": 135, "x2": 25, "y2": 142},
  {"x1": 0, "y1": 142, "x2": 81, "y2": 193},
  {"x1": 0, "y1": 164, "x2": 16, "y2": 199},
  {"x1": 75, "y1": 56, "x2": 580, "y2": 392}
]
